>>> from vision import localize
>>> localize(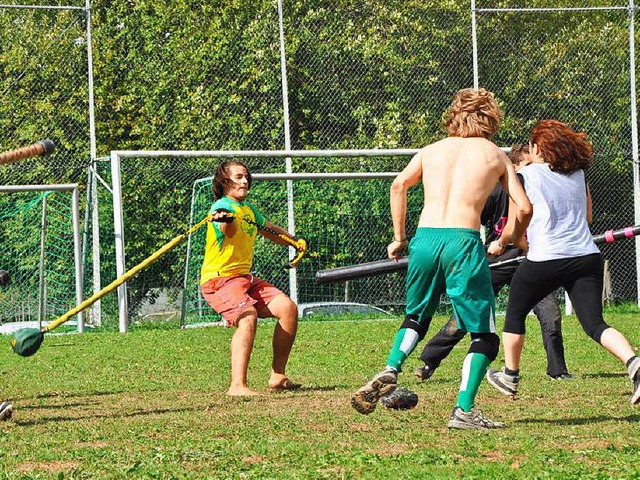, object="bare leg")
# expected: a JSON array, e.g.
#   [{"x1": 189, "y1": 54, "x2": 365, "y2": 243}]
[
  {"x1": 258, "y1": 293, "x2": 300, "y2": 389},
  {"x1": 228, "y1": 308, "x2": 261, "y2": 396},
  {"x1": 600, "y1": 327, "x2": 637, "y2": 364},
  {"x1": 503, "y1": 332, "x2": 526, "y2": 371}
]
